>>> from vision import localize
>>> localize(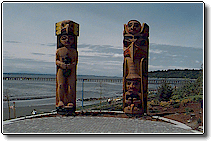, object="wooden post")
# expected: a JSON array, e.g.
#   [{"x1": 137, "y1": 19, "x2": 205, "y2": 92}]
[
  {"x1": 13, "y1": 102, "x2": 16, "y2": 118},
  {"x1": 5, "y1": 89, "x2": 11, "y2": 120}
]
